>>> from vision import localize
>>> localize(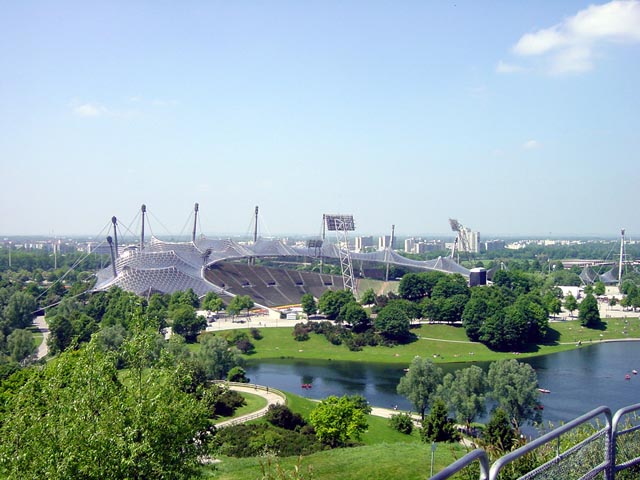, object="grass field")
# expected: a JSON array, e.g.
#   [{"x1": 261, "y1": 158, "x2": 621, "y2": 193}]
[
  {"x1": 212, "y1": 392, "x2": 268, "y2": 425},
  {"x1": 232, "y1": 317, "x2": 640, "y2": 366},
  {"x1": 203, "y1": 392, "x2": 469, "y2": 480}
]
